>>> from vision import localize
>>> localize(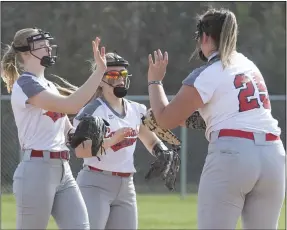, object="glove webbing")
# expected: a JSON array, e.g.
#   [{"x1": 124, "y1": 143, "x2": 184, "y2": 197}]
[{"x1": 96, "y1": 142, "x2": 106, "y2": 161}]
